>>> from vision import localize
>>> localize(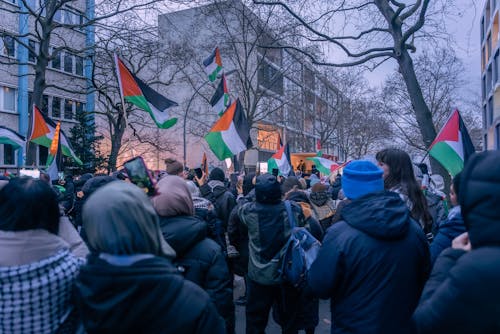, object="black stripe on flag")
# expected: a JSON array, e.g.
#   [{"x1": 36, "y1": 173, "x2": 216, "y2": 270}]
[{"x1": 133, "y1": 73, "x2": 178, "y2": 111}]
